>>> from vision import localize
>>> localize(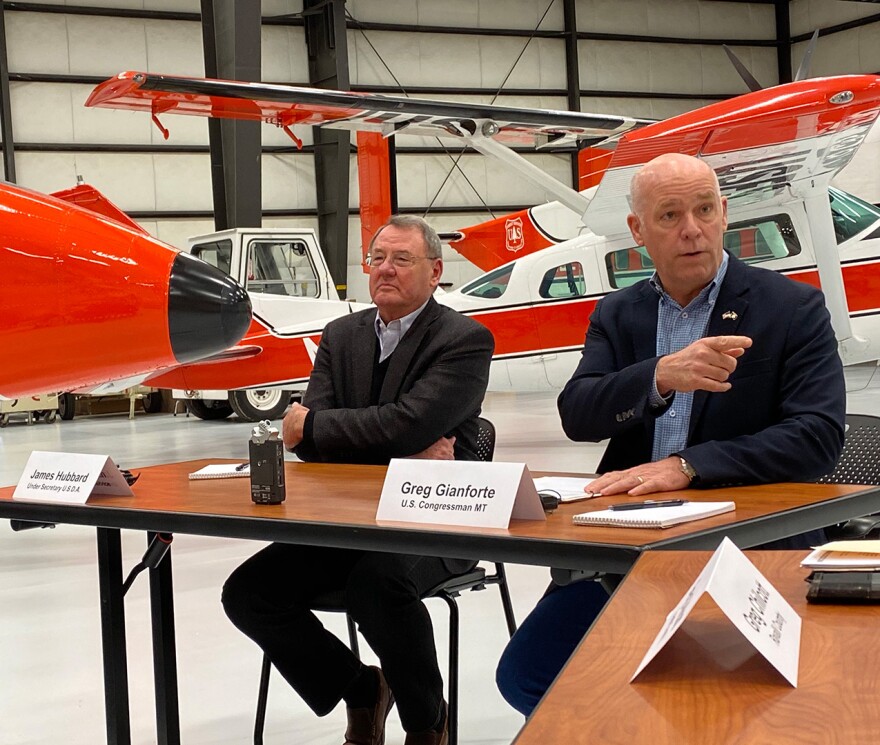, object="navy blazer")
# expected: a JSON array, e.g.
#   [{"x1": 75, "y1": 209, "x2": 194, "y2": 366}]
[
  {"x1": 294, "y1": 297, "x2": 495, "y2": 465},
  {"x1": 558, "y1": 254, "x2": 845, "y2": 486}
]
